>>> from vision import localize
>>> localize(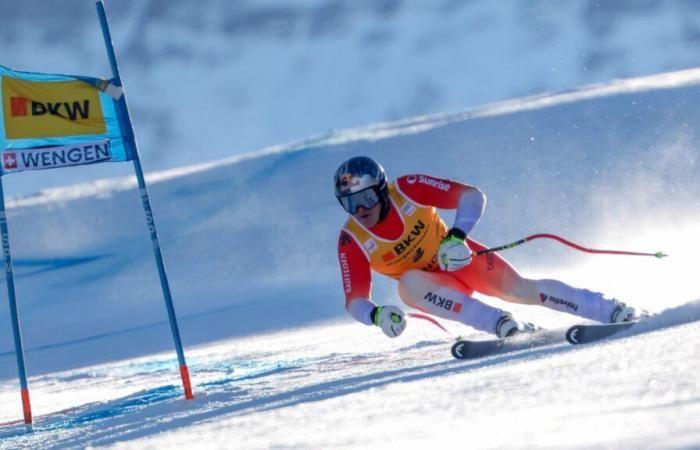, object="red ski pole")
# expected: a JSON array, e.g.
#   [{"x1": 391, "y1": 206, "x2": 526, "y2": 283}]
[{"x1": 473, "y1": 233, "x2": 667, "y2": 258}]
